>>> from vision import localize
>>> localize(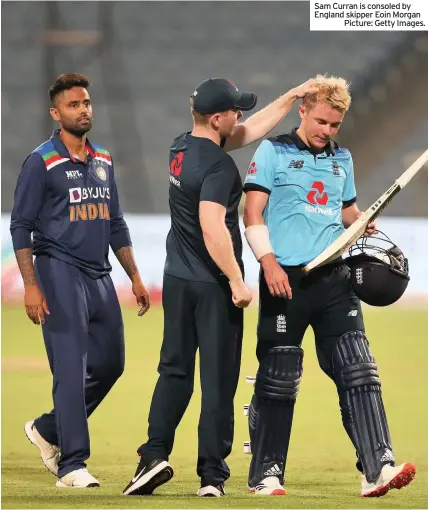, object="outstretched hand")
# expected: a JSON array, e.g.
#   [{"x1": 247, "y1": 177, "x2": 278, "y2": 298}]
[{"x1": 293, "y1": 79, "x2": 319, "y2": 99}]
